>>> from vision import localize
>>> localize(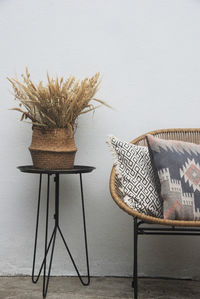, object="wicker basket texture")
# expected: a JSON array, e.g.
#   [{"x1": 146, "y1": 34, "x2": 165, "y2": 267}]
[{"x1": 29, "y1": 126, "x2": 77, "y2": 170}]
